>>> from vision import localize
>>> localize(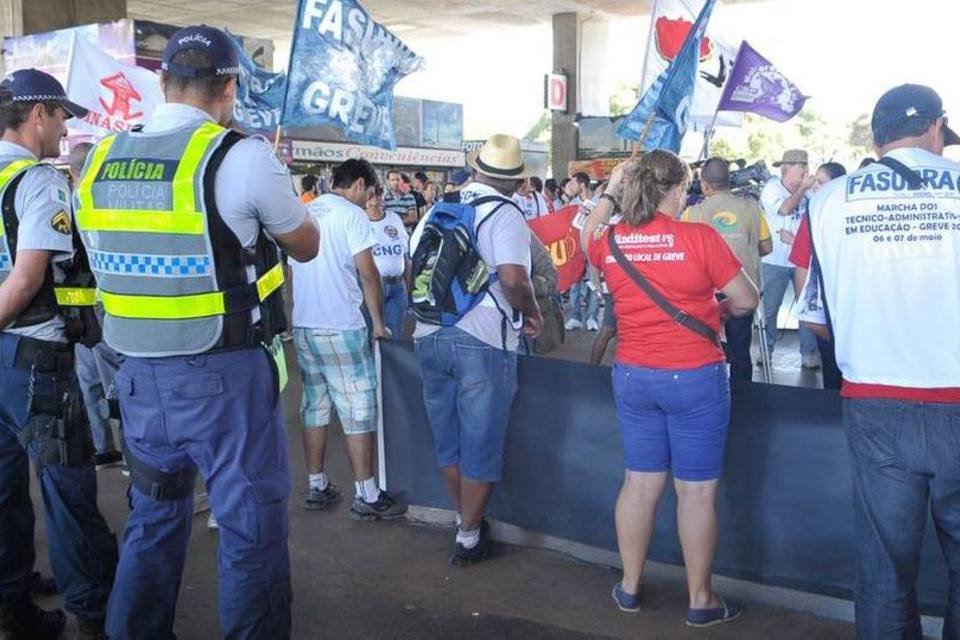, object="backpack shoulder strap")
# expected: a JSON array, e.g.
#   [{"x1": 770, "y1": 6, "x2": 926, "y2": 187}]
[
  {"x1": 606, "y1": 230, "x2": 720, "y2": 346},
  {"x1": 877, "y1": 156, "x2": 925, "y2": 190}
]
